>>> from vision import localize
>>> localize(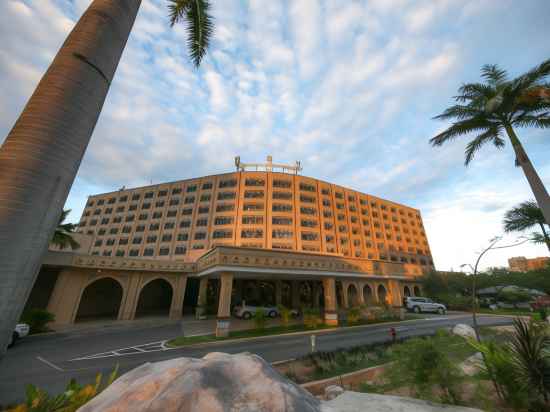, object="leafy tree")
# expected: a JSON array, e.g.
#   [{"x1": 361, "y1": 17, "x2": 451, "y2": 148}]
[
  {"x1": 430, "y1": 60, "x2": 550, "y2": 226},
  {"x1": 0, "y1": 0, "x2": 214, "y2": 358},
  {"x1": 504, "y1": 200, "x2": 550, "y2": 252},
  {"x1": 51, "y1": 209, "x2": 80, "y2": 250}
]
